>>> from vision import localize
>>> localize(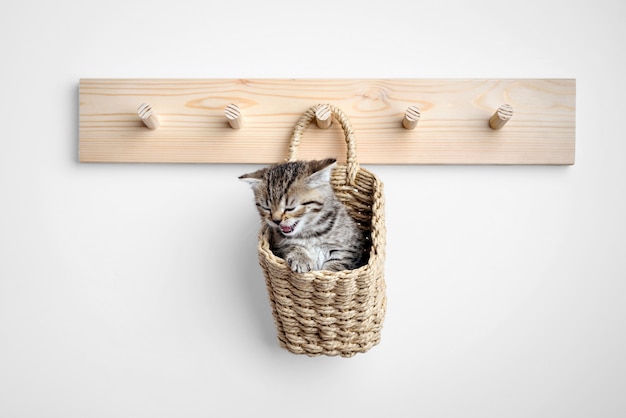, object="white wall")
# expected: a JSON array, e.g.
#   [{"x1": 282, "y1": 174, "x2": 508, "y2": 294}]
[{"x1": 1, "y1": 0, "x2": 625, "y2": 417}]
